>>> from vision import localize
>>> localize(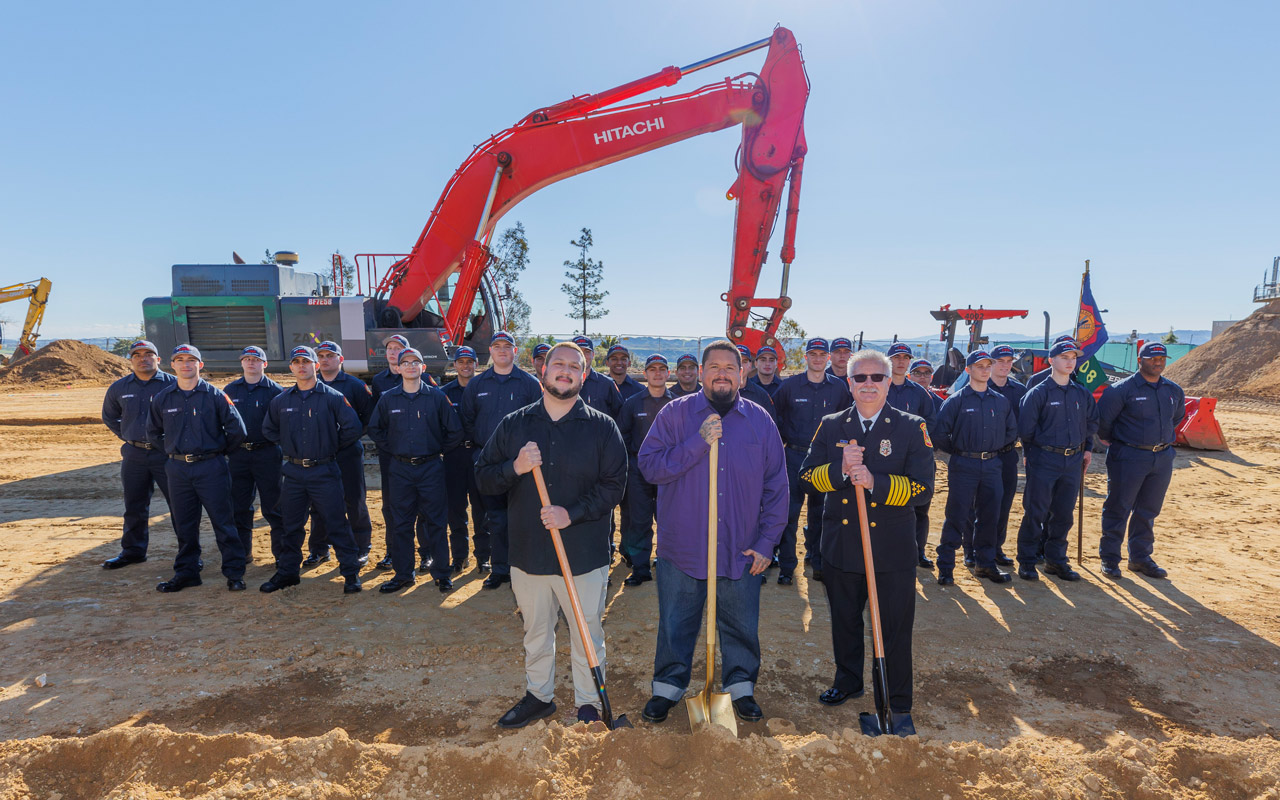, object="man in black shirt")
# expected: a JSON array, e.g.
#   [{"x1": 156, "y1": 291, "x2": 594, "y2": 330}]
[{"x1": 475, "y1": 341, "x2": 627, "y2": 727}]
